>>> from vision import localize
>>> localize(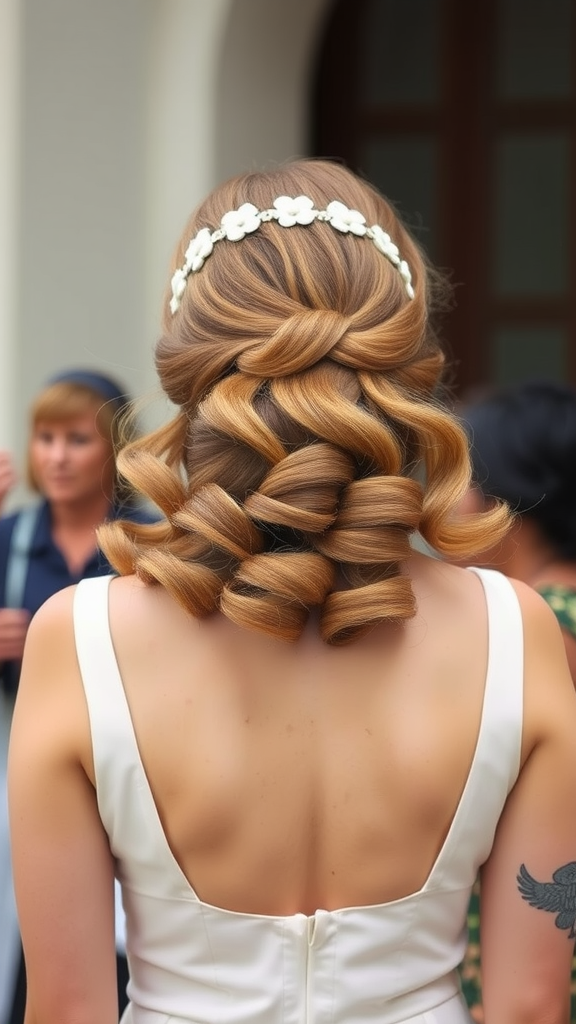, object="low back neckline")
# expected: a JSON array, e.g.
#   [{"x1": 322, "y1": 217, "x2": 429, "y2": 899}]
[{"x1": 73, "y1": 566, "x2": 522, "y2": 920}]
